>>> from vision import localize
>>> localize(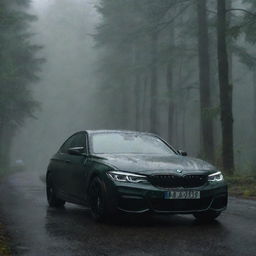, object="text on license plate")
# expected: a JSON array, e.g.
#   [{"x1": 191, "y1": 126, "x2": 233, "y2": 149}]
[{"x1": 164, "y1": 190, "x2": 200, "y2": 199}]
